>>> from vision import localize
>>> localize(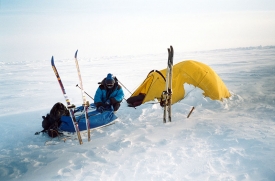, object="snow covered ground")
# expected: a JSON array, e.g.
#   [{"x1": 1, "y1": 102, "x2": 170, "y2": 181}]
[{"x1": 0, "y1": 46, "x2": 275, "y2": 180}]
